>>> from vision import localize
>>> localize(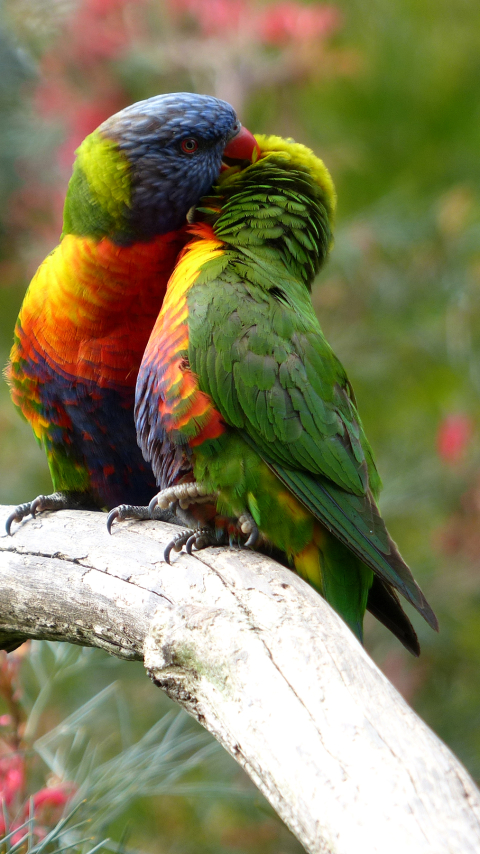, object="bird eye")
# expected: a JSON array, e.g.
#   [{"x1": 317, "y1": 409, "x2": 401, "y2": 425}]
[{"x1": 181, "y1": 138, "x2": 198, "y2": 153}]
